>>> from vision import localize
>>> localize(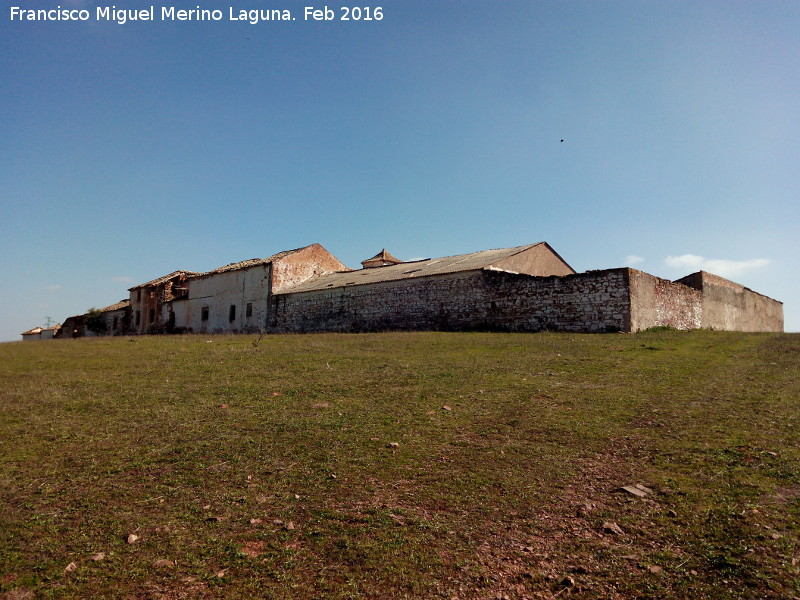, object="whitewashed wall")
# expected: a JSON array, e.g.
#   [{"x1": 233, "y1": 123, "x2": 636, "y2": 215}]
[{"x1": 184, "y1": 264, "x2": 272, "y2": 333}]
